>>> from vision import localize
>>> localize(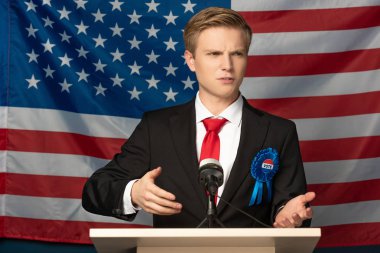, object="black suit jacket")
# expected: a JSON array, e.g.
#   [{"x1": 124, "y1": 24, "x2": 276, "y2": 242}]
[{"x1": 82, "y1": 97, "x2": 308, "y2": 228}]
